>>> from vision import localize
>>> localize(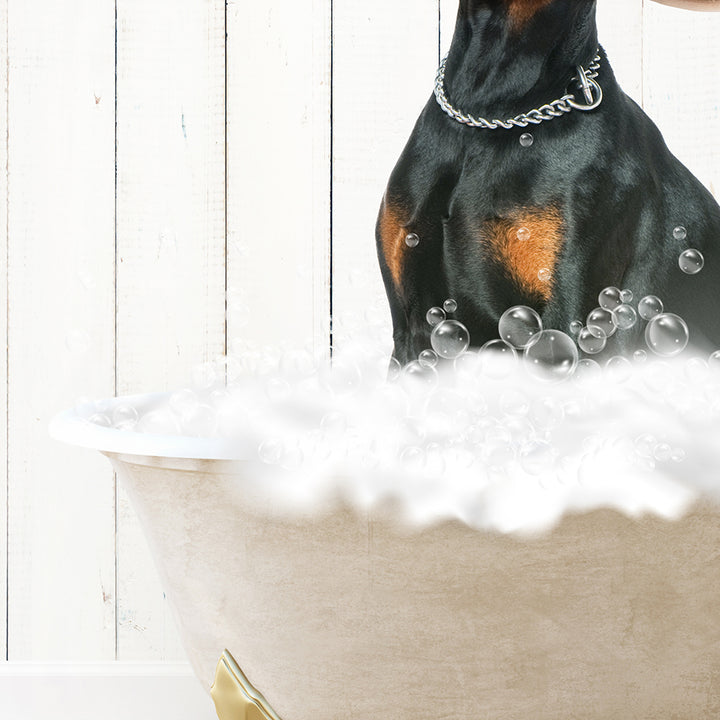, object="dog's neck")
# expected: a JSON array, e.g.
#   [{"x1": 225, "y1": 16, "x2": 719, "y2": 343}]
[{"x1": 444, "y1": 0, "x2": 599, "y2": 118}]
